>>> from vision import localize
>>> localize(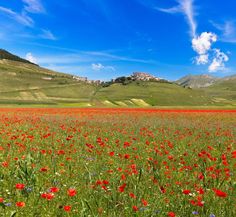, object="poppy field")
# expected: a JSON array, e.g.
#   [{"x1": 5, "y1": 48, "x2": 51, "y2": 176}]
[{"x1": 0, "y1": 108, "x2": 235, "y2": 217}]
